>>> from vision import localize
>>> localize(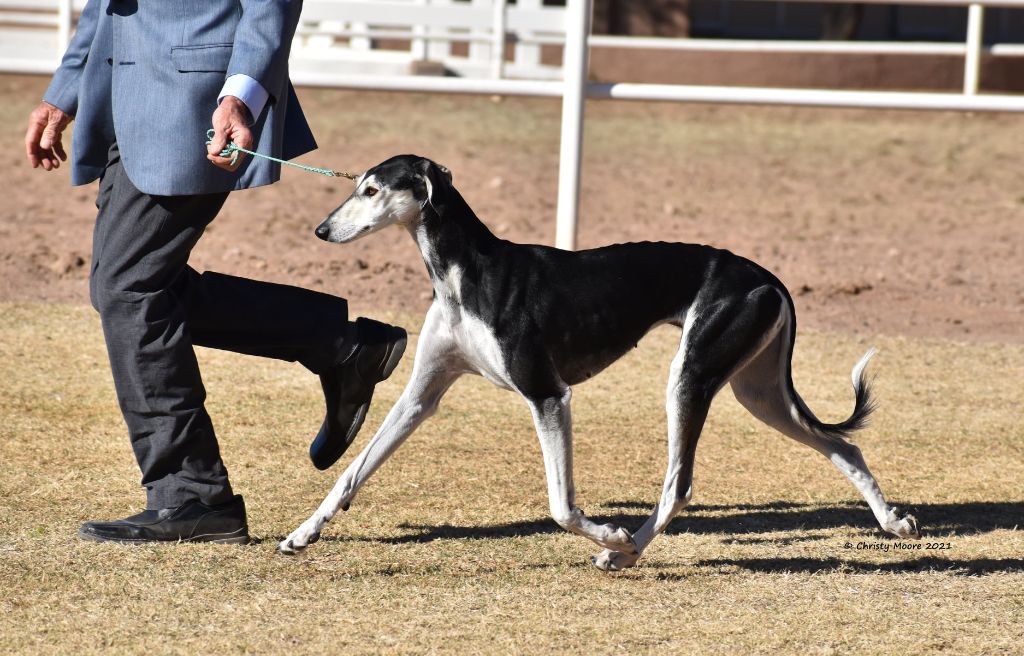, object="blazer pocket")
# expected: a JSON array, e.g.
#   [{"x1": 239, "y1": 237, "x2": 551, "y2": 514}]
[{"x1": 170, "y1": 44, "x2": 233, "y2": 72}]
